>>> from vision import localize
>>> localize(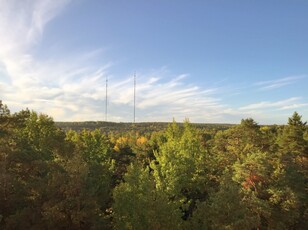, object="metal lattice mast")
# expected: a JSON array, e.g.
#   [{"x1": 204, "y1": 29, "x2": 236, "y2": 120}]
[
  {"x1": 105, "y1": 76, "x2": 108, "y2": 121},
  {"x1": 134, "y1": 72, "x2": 136, "y2": 123}
]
